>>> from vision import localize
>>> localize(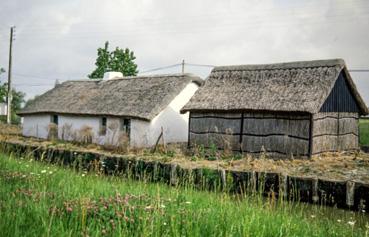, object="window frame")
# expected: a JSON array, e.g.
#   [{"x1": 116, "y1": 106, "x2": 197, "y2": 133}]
[
  {"x1": 100, "y1": 117, "x2": 107, "y2": 136},
  {"x1": 120, "y1": 118, "x2": 131, "y2": 138},
  {"x1": 51, "y1": 114, "x2": 59, "y2": 125}
]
